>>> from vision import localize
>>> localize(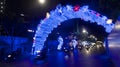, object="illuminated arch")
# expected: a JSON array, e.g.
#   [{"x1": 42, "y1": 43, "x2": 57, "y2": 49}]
[{"x1": 33, "y1": 5, "x2": 114, "y2": 54}]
